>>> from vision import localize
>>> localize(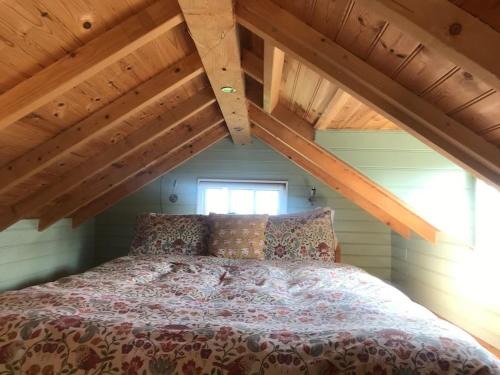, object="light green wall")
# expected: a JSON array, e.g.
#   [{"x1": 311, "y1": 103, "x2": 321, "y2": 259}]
[
  {"x1": 392, "y1": 233, "x2": 499, "y2": 348},
  {"x1": 0, "y1": 219, "x2": 95, "y2": 292},
  {"x1": 318, "y1": 132, "x2": 498, "y2": 348},
  {"x1": 95, "y1": 135, "x2": 393, "y2": 279},
  {"x1": 315, "y1": 131, "x2": 475, "y2": 243}
]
